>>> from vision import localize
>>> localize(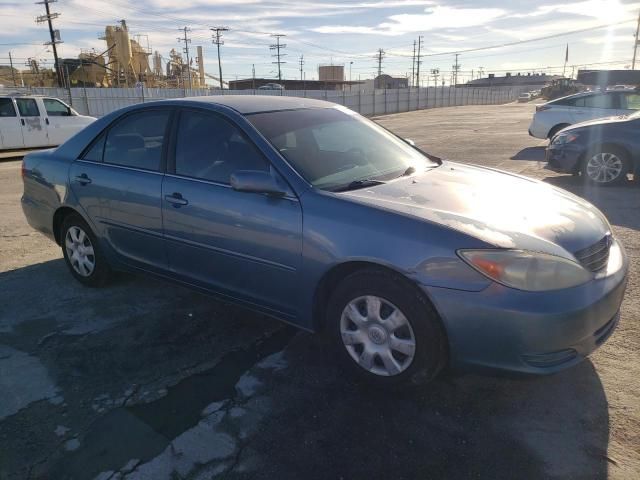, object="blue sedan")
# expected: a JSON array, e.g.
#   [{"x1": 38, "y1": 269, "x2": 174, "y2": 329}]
[{"x1": 21, "y1": 96, "x2": 628, "y2": 387}]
